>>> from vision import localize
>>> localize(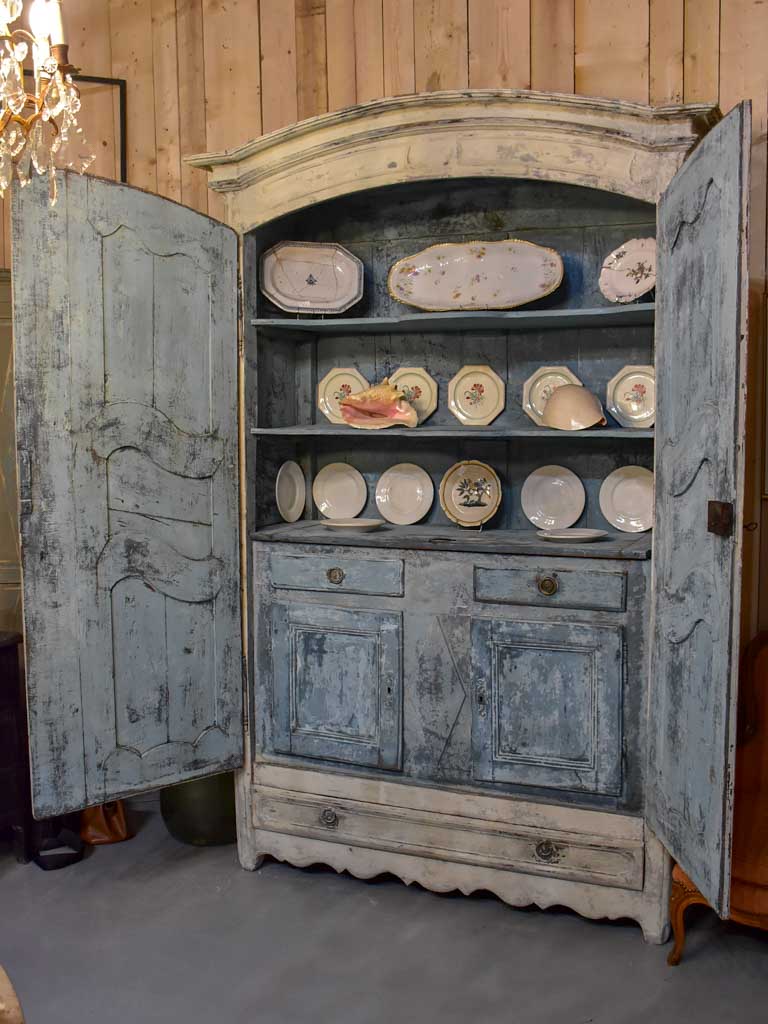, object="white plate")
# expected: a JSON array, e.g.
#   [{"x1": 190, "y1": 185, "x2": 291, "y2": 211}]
[
  {"x1": 521, "y1": 465, "x2": 585, "y2": 529},
  {"x1": 321, "y1": 518, "x2": 384, "y2": 532},
  {"x1": 599, "y1": 238, "x2": 656, "y2": 304},
  {"x1": 317, "y1": 367, "x2": 369, "y2": 424},
  {"x1": 375, "y1": 463, "x2": 434, "y2": 525},
  {"x1": 606, "y1": 365, "x2": 656, "y2": 429},
  {"x1": 599, "y1": 466, "x2": 654, "y2": 533},
  {"x1": 312, "y1": 463, "x2": 367, "y2": 519},
  {"x1": 388, "y1": 239, "x2": 563, "y2": 311},
  {"x1": 275, "y1": 461, "x2": 305, "y2": 523},
  {"x1": 389, "y1": 367, "x2": 438, "y2": 423},
  {"x1": 522, "y1": 365, "x2": 582, "y2": 426},
  {"x1": 439, "y1": 460, "x2": 502, "y2": 528},
  {"x1": 536, "y1": 529, "x2": 608, "y2": 543},
  {"x1": 260, "y1": 241, "x2": 364, "y2": 314},
  {"x1": 448, "y1": 365, "x2": 505, "y2": 426}
]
